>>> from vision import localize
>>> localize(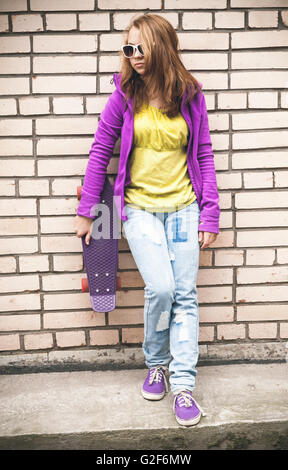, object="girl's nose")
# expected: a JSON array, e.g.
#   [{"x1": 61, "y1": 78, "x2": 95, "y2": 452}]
[{"x1": 134, "y1": 48, "x2": 142, "y2": 58}]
